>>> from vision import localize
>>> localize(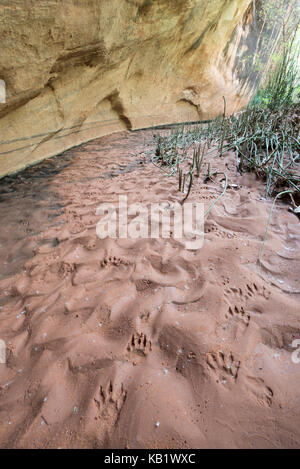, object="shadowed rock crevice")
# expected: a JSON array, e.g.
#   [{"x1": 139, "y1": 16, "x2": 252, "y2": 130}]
[
  {"x1": 106, "y1": 91, "x2": 133, "y2": 131},
  {"x1": 177, "y1": 98, "x2": 202, "y2": 119}
]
